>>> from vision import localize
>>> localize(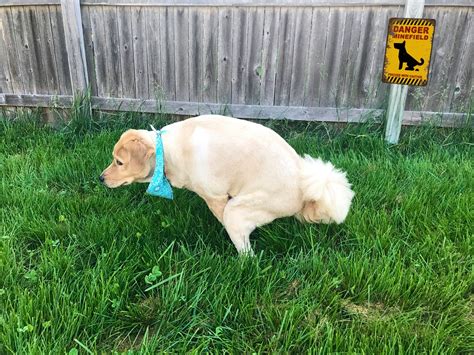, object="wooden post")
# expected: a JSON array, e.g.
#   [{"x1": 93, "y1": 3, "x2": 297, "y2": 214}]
[
  {"x1": 385, "y1": 0, "x2": 425, "y2": 144},
  {"x1": 60, "y1": 0, "x2": 89, "y2": 94}
]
